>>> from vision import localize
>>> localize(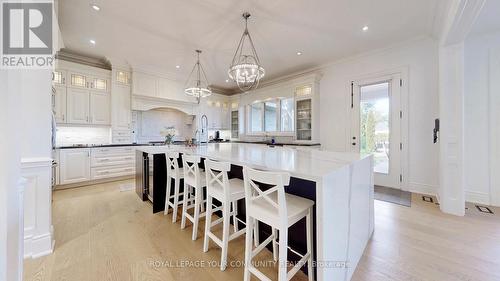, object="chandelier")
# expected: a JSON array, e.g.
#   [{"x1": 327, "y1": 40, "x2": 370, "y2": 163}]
[
  {"x1": 185, "y1": 50, "x2": 211, "y2": 103},
  {"x1": 228, "y1": 12, "x2": 265, "y2": 92}
]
